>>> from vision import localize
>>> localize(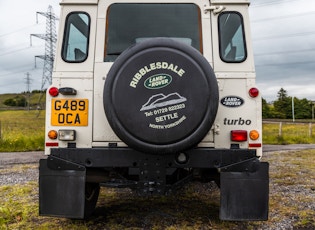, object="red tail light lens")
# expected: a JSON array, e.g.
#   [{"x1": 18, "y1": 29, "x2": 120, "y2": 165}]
[
  {"x1": 231, "y1": 130, "x2": 247, "y2": 142},
  {"x1": 49, "y1": 87, "x2": 59, "y2": 97},
  {"x1": 249, "y1": 87, "x2": 259, "y2": 98}
]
